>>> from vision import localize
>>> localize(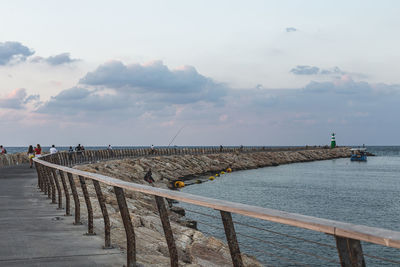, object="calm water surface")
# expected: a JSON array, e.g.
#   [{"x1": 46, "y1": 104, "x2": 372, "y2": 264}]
[{"x1": 180, "y1": 147, "x2": 400, "y2": 266}]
